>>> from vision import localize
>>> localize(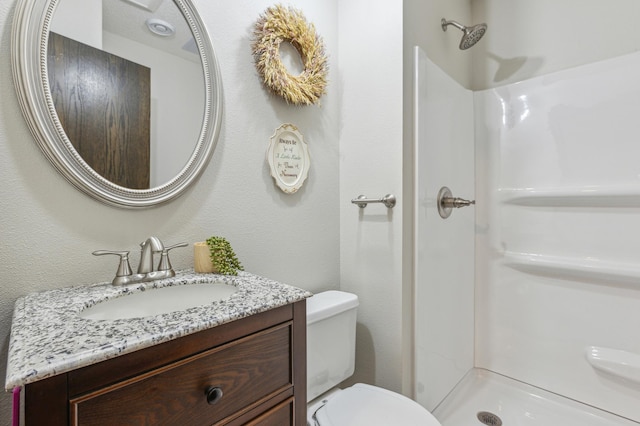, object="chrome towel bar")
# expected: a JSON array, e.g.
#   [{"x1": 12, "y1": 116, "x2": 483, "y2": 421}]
[{"x1": 351, "y1": 194, "x2": 396, "y2": 209}]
